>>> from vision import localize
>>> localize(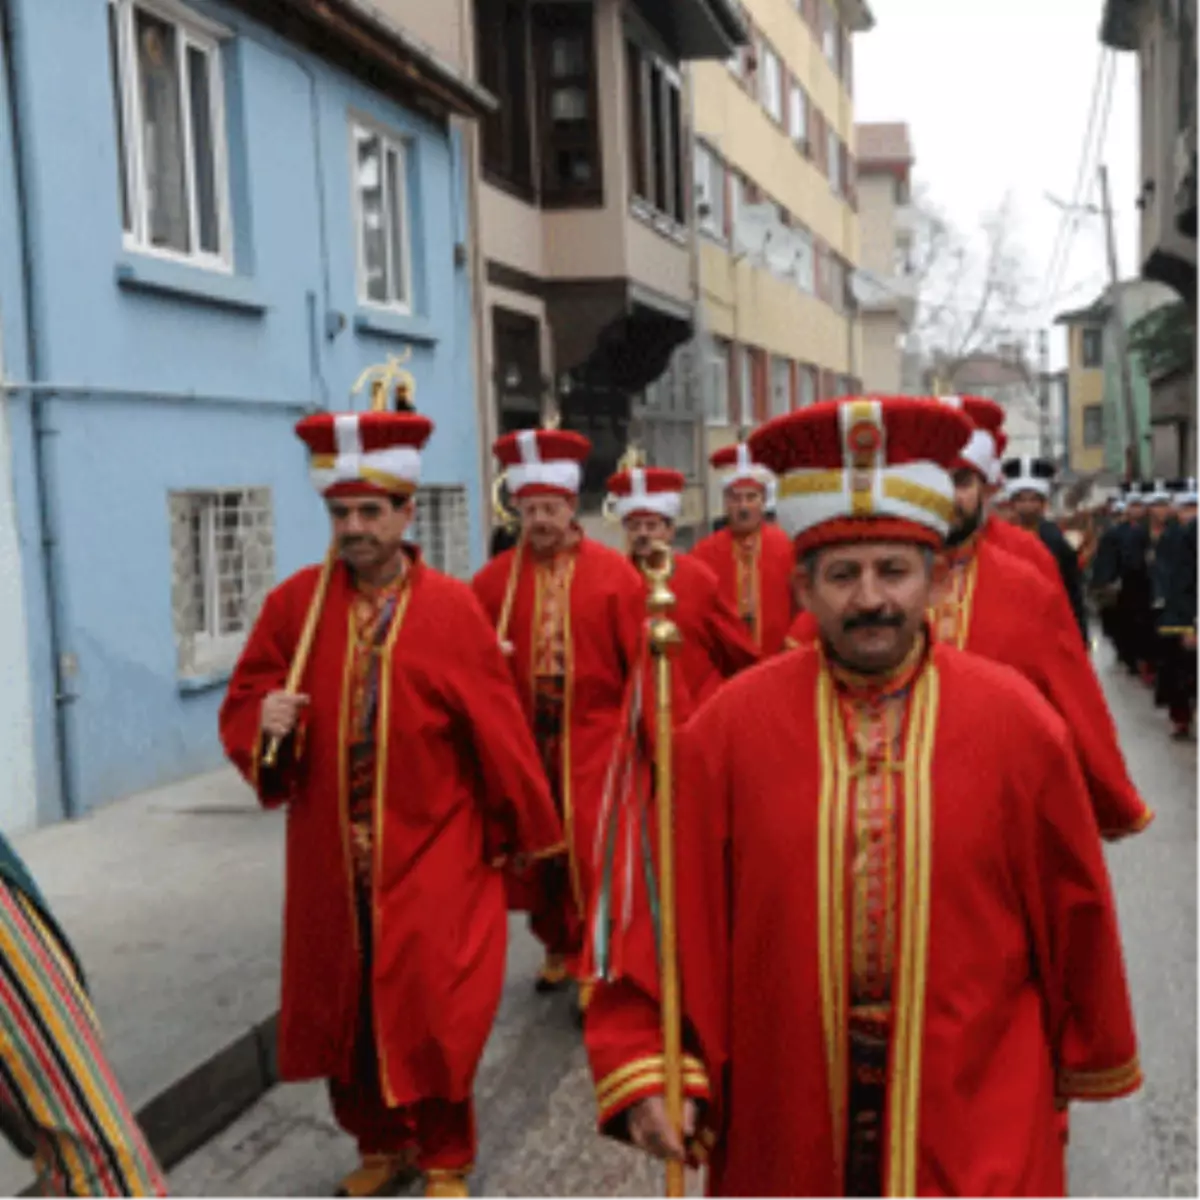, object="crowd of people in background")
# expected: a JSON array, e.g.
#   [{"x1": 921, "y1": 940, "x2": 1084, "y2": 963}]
[{"x1": 1073, "y1": 479, "x2": 1198, "y2": 740}]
